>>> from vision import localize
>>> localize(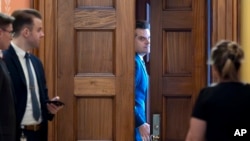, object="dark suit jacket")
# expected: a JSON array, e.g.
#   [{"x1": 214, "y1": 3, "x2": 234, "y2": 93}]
[
  {"x1": 0, "y1": 59, "x2": 16, "y2": 141},
  {"x1": 3, "y1": 45, "x2": 53, "y2": 141},
  {"x1": 134, "y1": 53, "x2": 149, "y2": 141}
]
